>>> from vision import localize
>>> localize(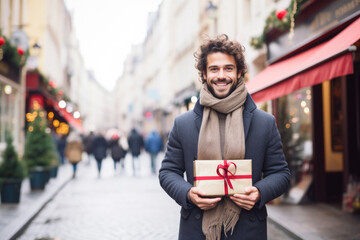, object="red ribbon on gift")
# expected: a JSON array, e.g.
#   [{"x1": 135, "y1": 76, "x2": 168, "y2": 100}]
[
  {"x1": 217, "y1": 160, "x2": 236, "y2": 194},
  {"x1": 194, "y1": 160, "x2": 252, "y2": 195}
]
